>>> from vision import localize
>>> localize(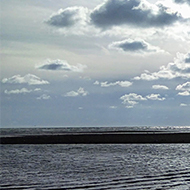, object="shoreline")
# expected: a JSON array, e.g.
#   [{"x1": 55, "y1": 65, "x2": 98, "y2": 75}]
[{"x1": 1, "y1": 132, "x2": 190, "y2": 144}]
